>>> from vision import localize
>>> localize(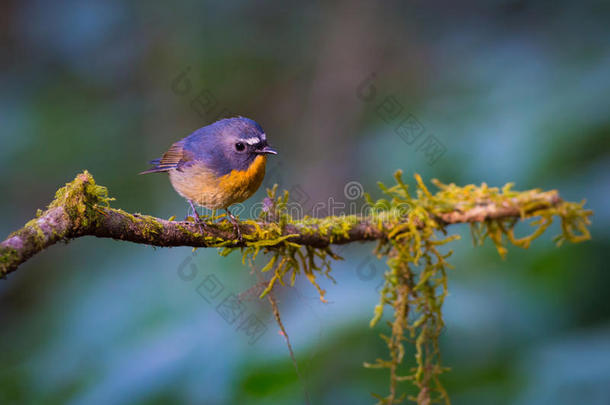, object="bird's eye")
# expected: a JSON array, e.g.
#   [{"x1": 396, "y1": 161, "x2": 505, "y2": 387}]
[{"x1": 235, "y1": 142, "x2": 245, "y2": 152}]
